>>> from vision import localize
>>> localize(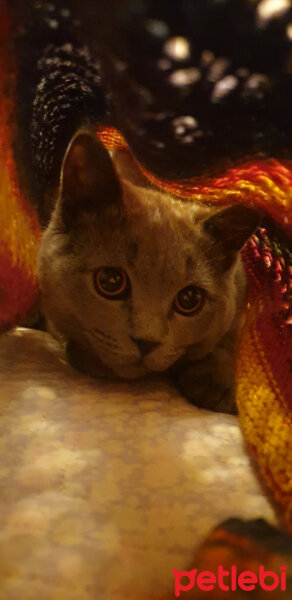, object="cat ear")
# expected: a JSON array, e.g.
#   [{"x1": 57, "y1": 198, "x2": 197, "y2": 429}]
[
  {"x1": 204, "y1": 204, "x2": 260, "y2": 263},
  {"x1": 60, "y1": 130, "x2": 121, "y2": 225}
]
